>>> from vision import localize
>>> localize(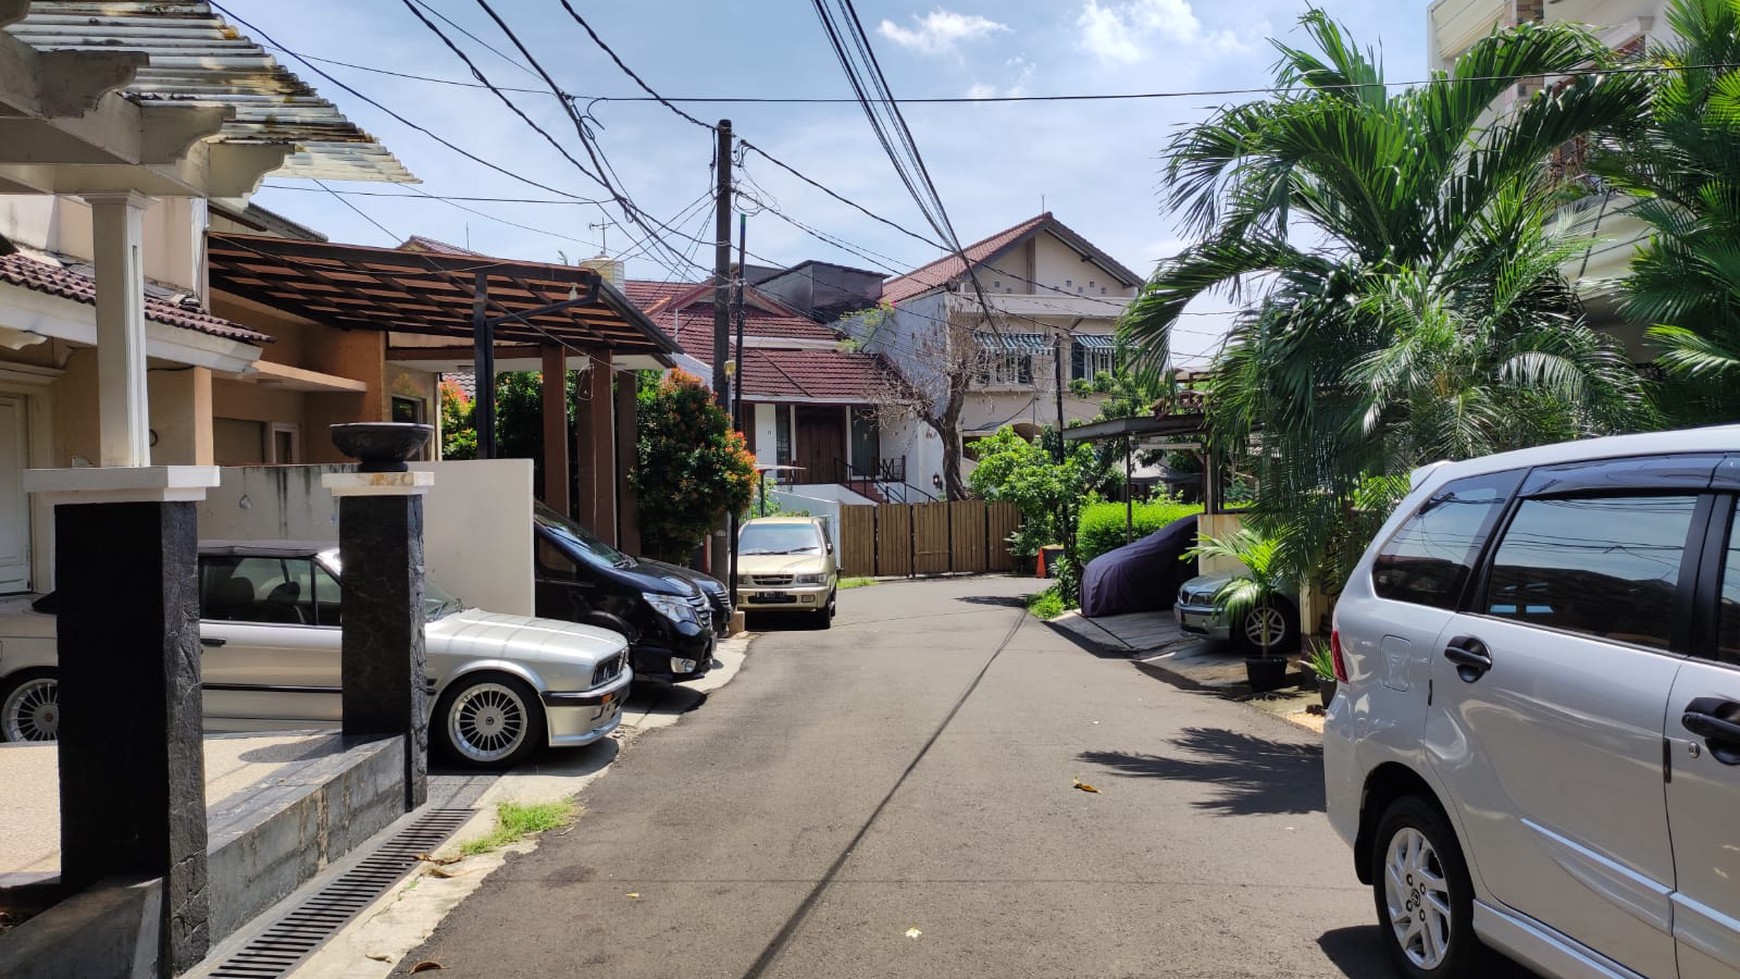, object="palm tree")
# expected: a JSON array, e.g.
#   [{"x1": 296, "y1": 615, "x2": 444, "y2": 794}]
[
  {"x1": 1122, "y1": 11, "x2": 1656, "y2": 585},
  {"x1": 1191, "y1": 528, "x2": 1297, "y2": 658},
  {"x1": 1591, "y1": 0, "x2": 1740, "y2": 422}
]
